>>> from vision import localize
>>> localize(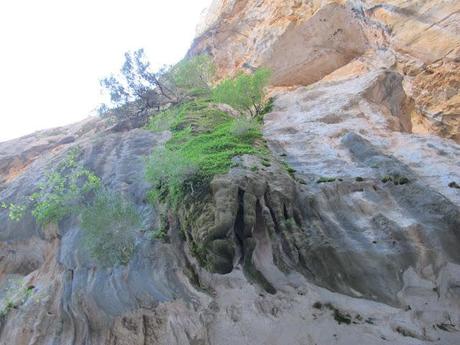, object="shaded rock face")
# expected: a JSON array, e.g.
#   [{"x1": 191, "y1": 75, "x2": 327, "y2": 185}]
[
  {"x1": 1, "y1": 1, "x2": 460, "y2": 345},
  {"x1": 264, "y1": 70, "x2": 460, "y2": 306}
]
